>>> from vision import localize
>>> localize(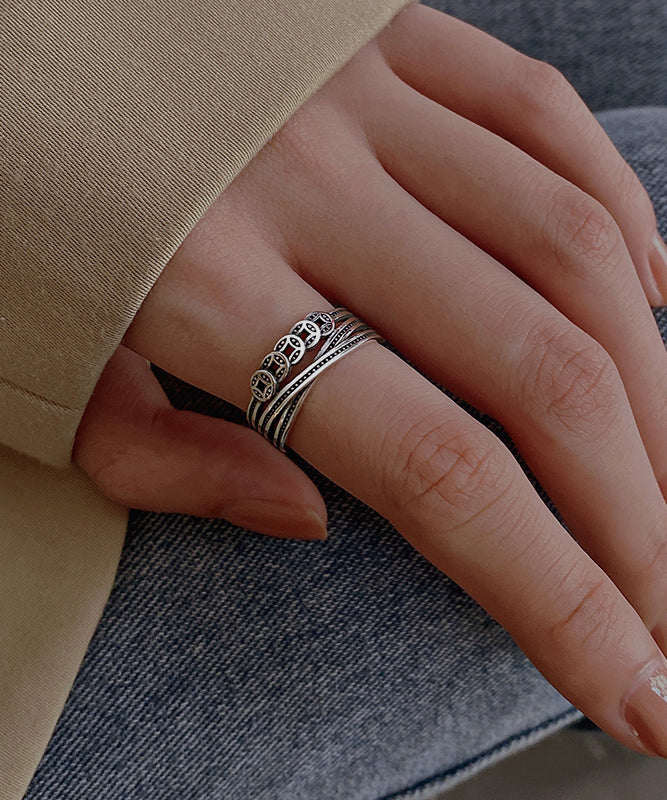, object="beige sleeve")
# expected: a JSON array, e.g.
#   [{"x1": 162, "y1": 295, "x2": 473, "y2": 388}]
[
  {"x1": 0, "y1": 0, "x2": 413, "y2": 796},
  {"x1": 0, "y1": 0, "x2": 412, "y2": 467}
]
